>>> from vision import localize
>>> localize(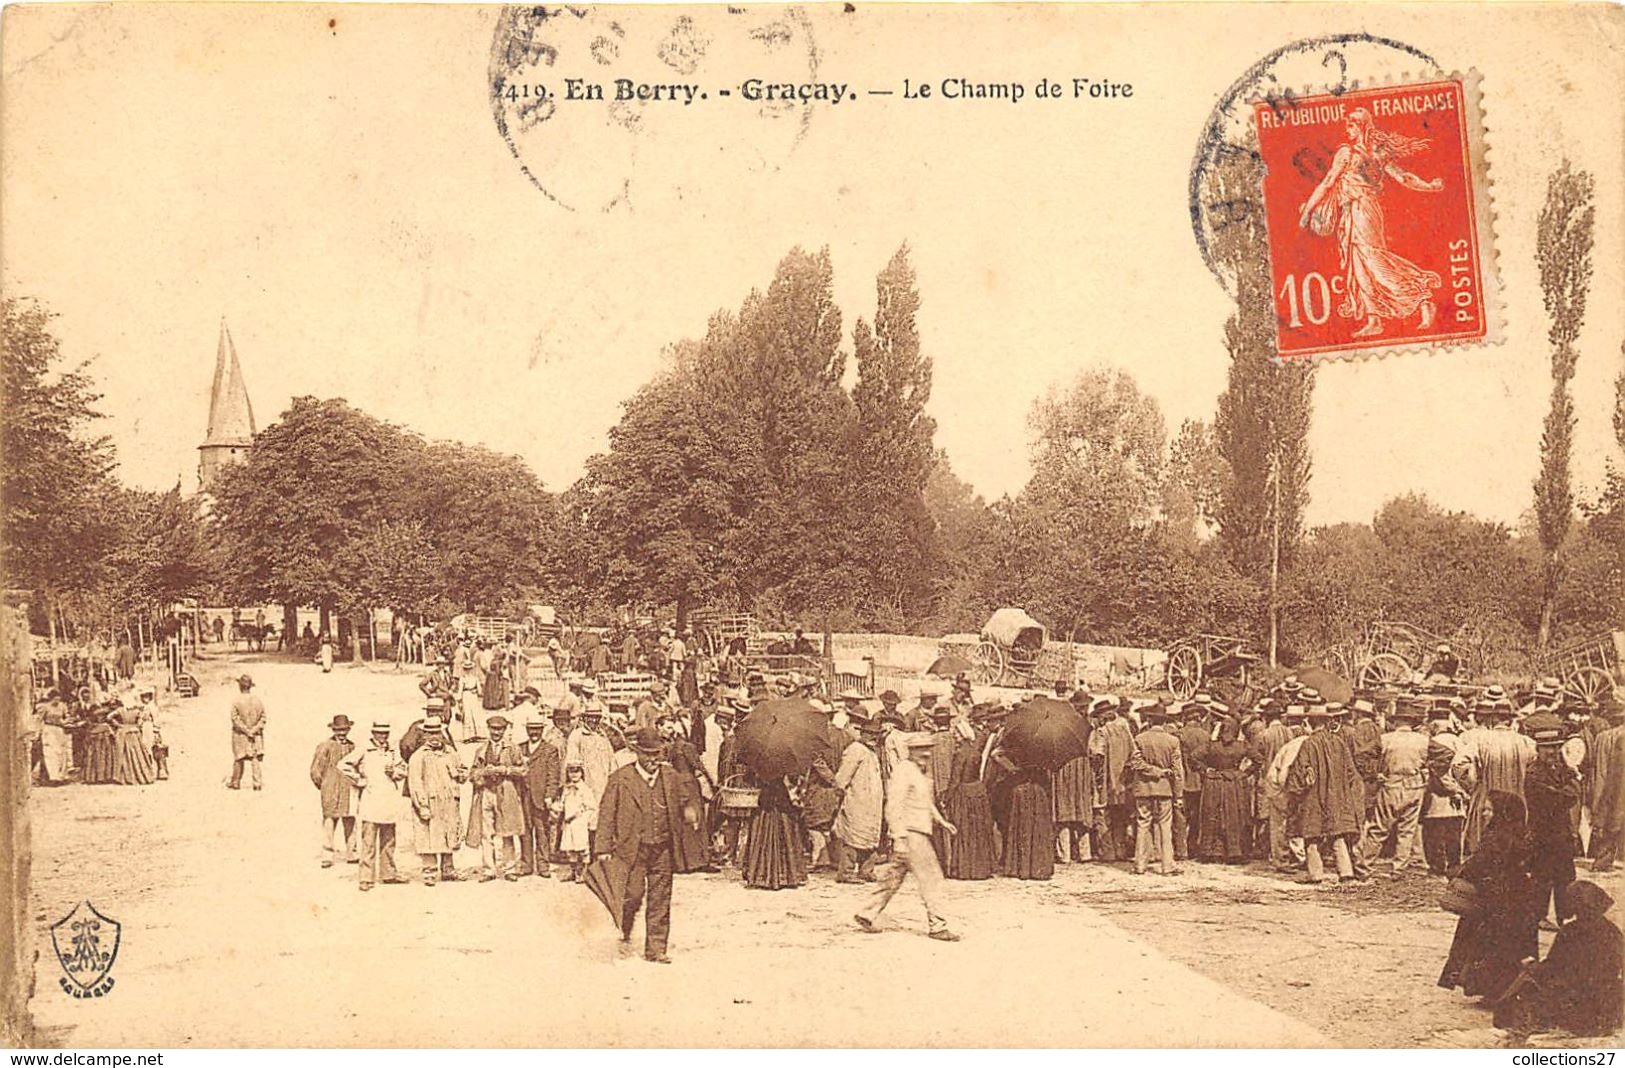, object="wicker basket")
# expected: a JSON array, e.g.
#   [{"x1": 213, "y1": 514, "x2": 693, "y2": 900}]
[{"x1": 717, "y1": 775, "x2": 759, "y2": 814}]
